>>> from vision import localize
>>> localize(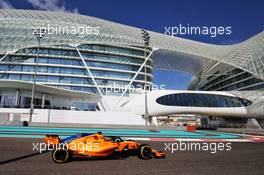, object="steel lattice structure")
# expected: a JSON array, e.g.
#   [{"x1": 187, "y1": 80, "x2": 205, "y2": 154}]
[{"x1": 0, "y1": 9, "x2": 264, "y2": 80}]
